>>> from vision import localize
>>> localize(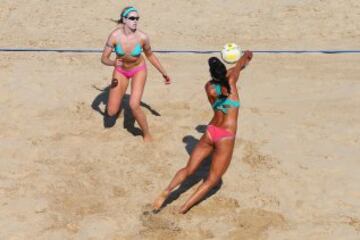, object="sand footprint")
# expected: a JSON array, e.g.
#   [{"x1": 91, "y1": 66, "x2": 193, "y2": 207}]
[
  {"x1": 228, "y1": 208, "x2": 286, "y2": 240},
  {"x1": 241, "y1": 140, "x2": 277, "y2": 170},
  {"x1": 190, "y1": 196, "x2": 240, "y2": 216},
  {"x1": 343, "y1": 216, "x2": 360, "y2": 232},
  {"x1": 140, "y1": 204, "x2": 181, "y2": 235}
]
